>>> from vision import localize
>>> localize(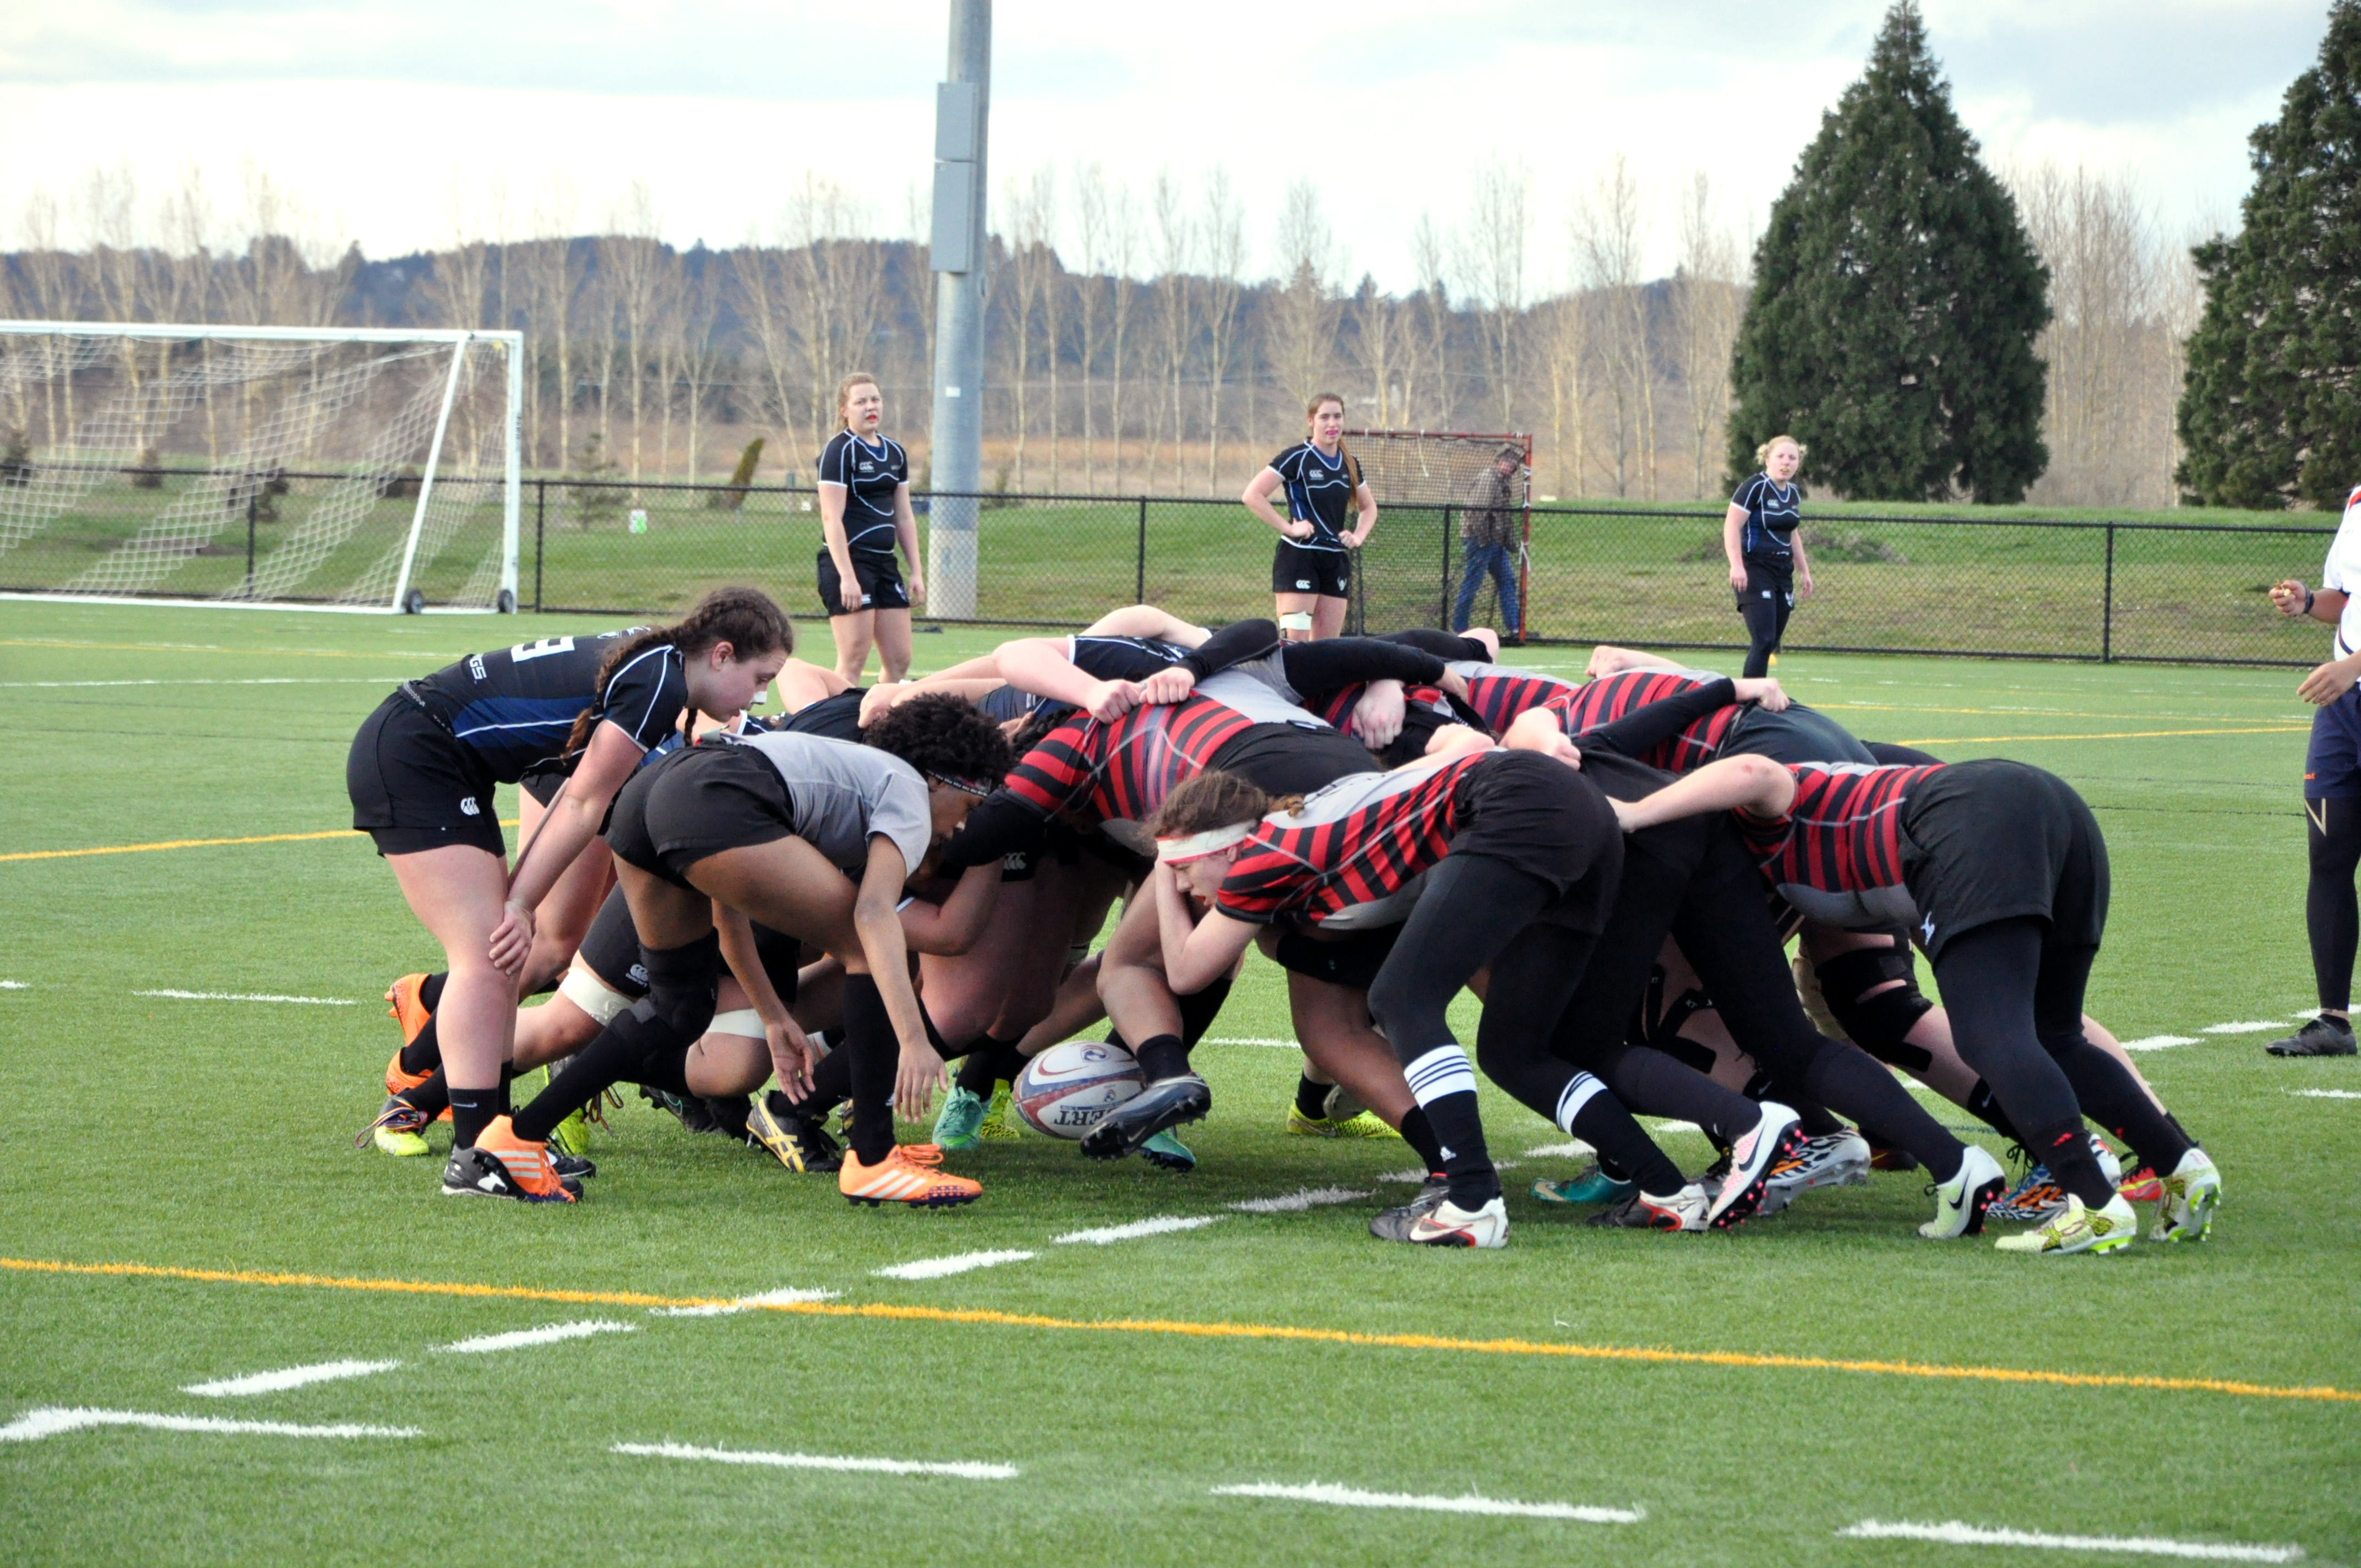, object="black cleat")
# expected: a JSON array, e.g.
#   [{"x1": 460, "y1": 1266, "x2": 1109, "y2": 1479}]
[
  {"x1": 1080, "y1": 1073, "x2": 1211, "y2": 1161},
  {"x1": 439, "y1": 1145, "x2": 576, "y2": 1203},
  {"x1": 1369, "y1": 1177, "x2": 1449, "y2": 1242},
  {"x1": 2266, "y1": 1015, "x2": 2357, "y2": 1057},
  {"x1": 747, "y1": 1091, "x2": 844, "y2": 1173},
  {"x1": 701, "y1": 1095, "x2": 753, "y2": 1140},
  {"x1": 551, "y1": 1150, "x2": 596, "y2": 1180}
]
